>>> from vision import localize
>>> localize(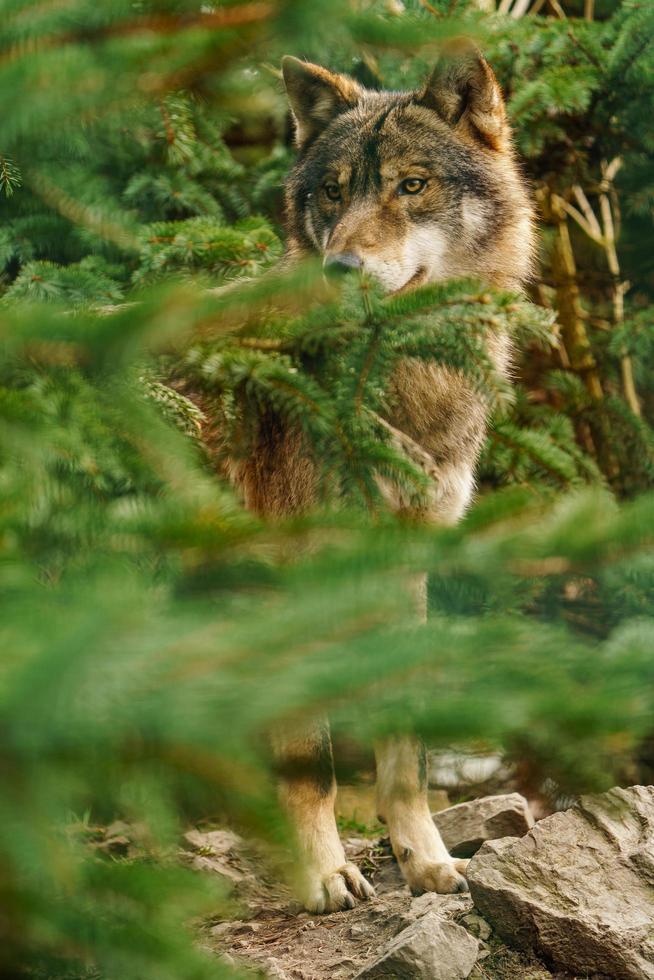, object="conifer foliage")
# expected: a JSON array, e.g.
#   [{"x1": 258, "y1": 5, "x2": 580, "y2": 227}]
[{"x1": 1, "y1": 2, "x2": 653, "y2": 978}]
